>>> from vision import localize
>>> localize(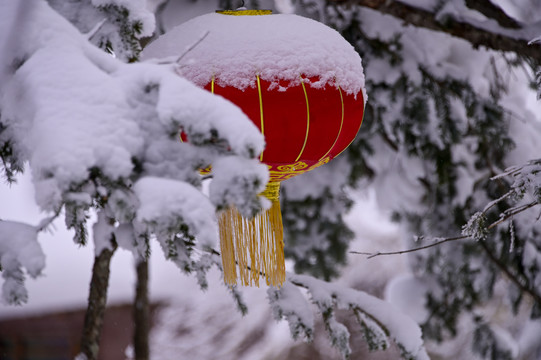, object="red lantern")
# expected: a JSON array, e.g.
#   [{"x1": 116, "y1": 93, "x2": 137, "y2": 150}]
[{"x1": 144, "y1": 9, "x2": 365, "y2": 287}]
